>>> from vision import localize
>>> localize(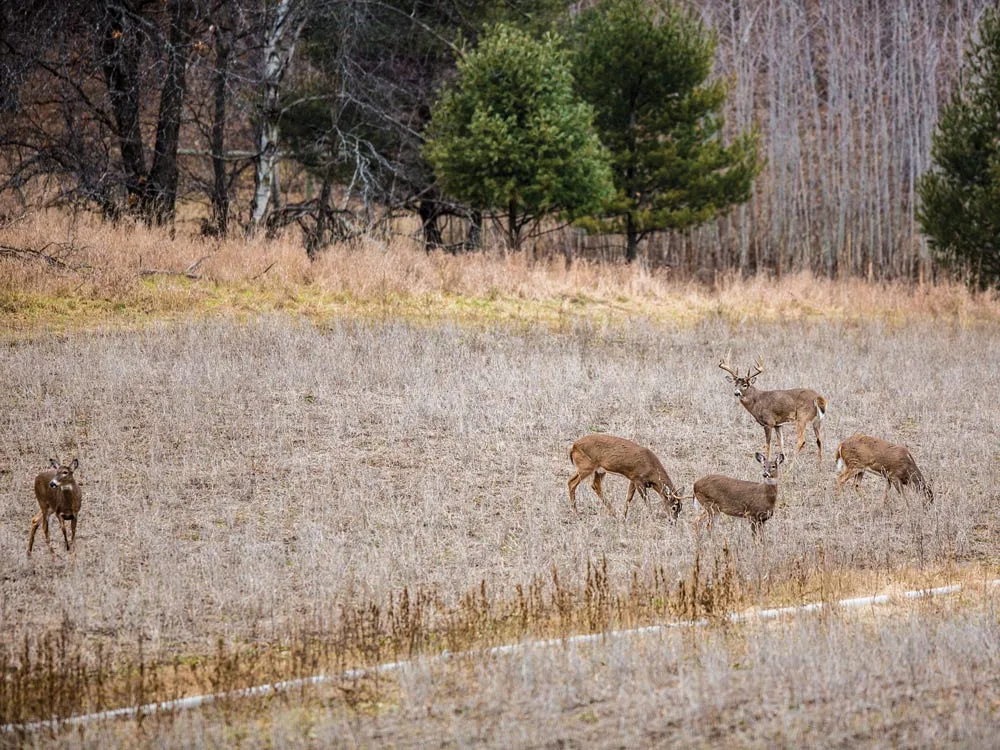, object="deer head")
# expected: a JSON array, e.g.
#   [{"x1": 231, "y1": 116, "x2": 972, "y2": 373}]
[{"x1": 719, "y1": 356, "x2": 764, "y2": 397}]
